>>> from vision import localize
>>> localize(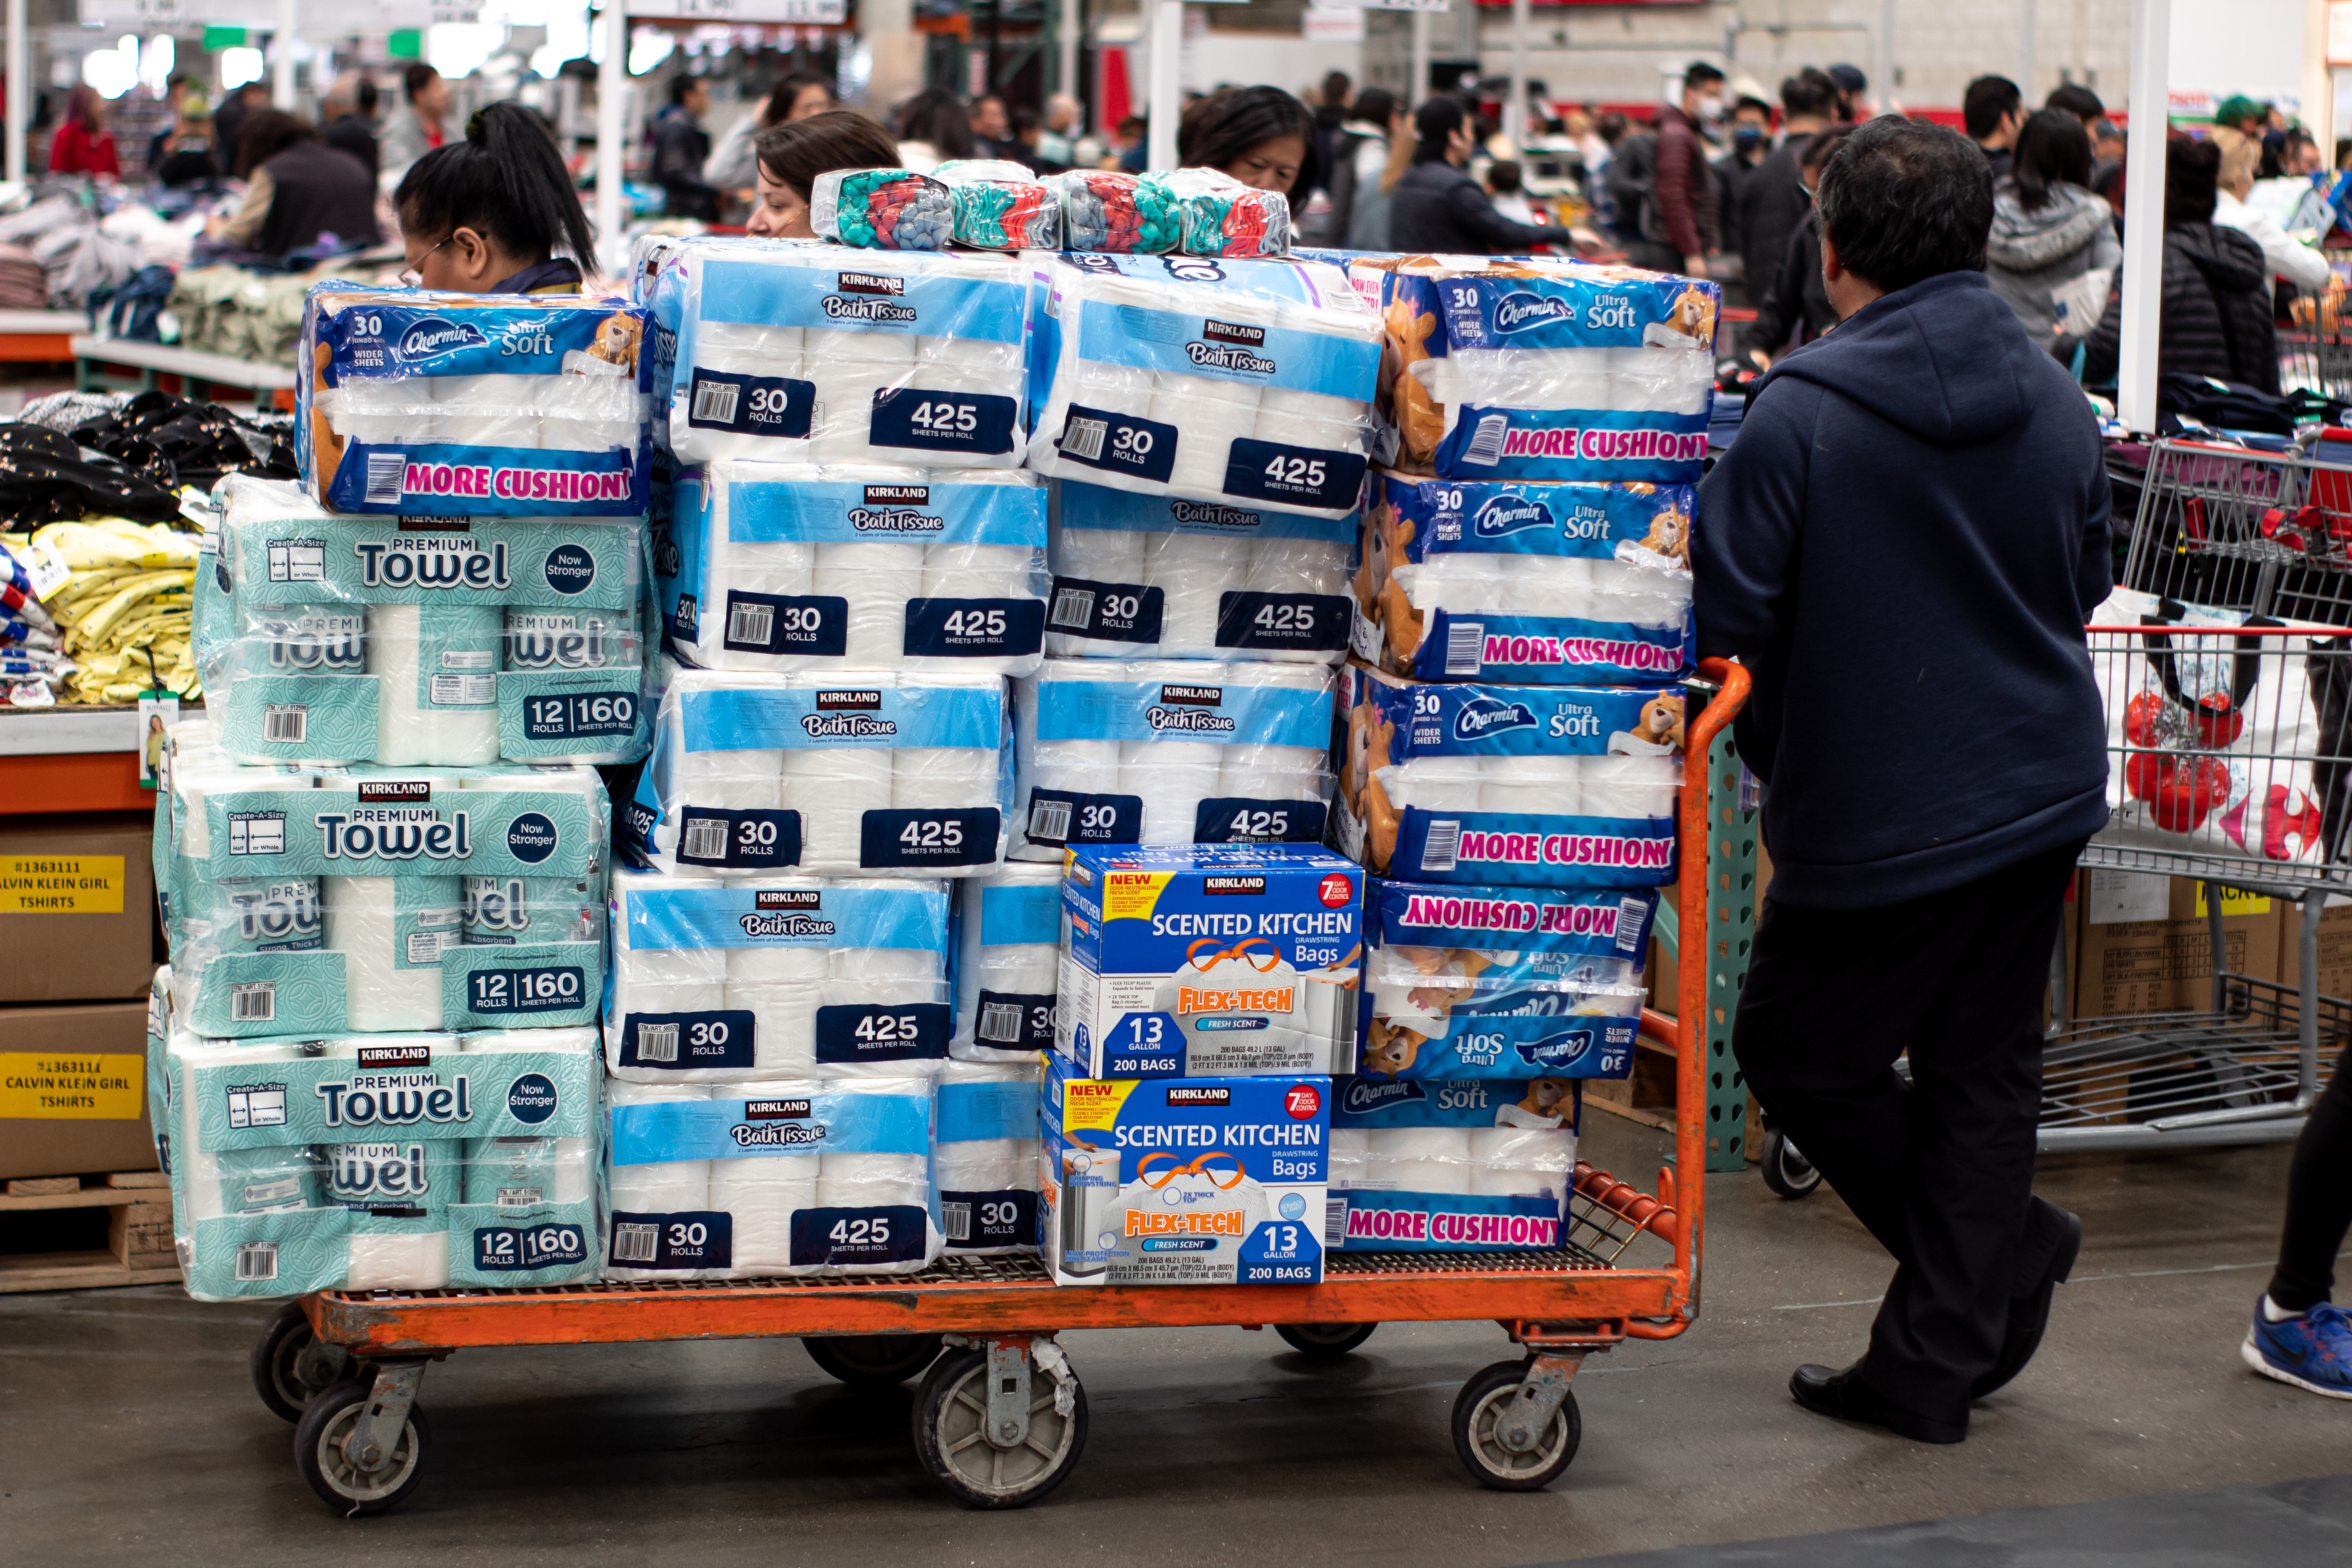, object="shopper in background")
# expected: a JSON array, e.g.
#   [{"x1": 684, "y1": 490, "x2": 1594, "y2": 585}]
[
  {"x1": 970, "y1": 95, "x2": 1015, "y2": 161},
  {"x1": 206, "y1": 110, "x2": 380, "y2": 257},
  {"x1": 2091, "y1": 118, "x2": 2127, "y2": 192},
  {"x1": 1039, "y1": 93, "x2": 1082, "y2": 166},
  {"x1": 46, "y1": 86, "x2": 118, "y2": 179},
  {"x1": 1985, "y1": 109, "x2": 2121, "y2": 355},
  {"x1": 1389, "y1": 96, "x2": 1558, "y2": 254},
  {"x1": 393, "y1": 101, "x2": 597, "y2": 294},
  {"x1": 211, "y1": 81, "x2": 265, "y2": 175},
  {"x1": 152, "y1": 93, "x2": 220, "y2": 189},
  {"x1": 1735, "y1": 70, "x2": 1835, "y2": 309},
  {"x1": 1696, "y1": 116, "x2": 2104, "y2": 1448},
  {"x1": 1323, "y1": 87, "x2": 1399, "y2": 250},
  {"x1": 378, "y1": 64, "x2": 449, "y2": 183},
  {"x1": 741, "y1": 110, "x2": 901, "y2": 239},
  {"x1": 650, "y1": 76, "x2": 720, "y2": 221},
  {"x1": 2212, "y1": 126, "x2": 2332, "y2": 298},
  {"x1": 1965, "y1": 75, "x2": 2024, "y2": 177},
  {"x1": 1115, "y1": 114, "x2": 1149, "y2": 173},
  {"x1": 144, "y1": 74, "x2": 194, "y2": 173},
  {"x1": 702, "y1": 72, "x2": 836, "y2": 193},
  {"x1": 2044, "y1": 82, "x2": 2103, "y2": 130},
  {"x1": 1627, "y1": 61, "x2": 1722, "y2": 277},
  {"x1": 1825, "y1": 62, "x2": 1868, "y2": 122},
  {"x1": 2083, "y1": 137, "x2": 2278, "y2": 394},
  {"x1": 320, "y1": 76, "x2": 381, "y2": 178},
  {"x1": 1312, "y1": 70, "x2": 1352, "y2": 181},
  {"x1": 2284, "y1": 128, "x2": 2327, "y2": 177},
  {"x1": 1712, "y1": 93, "x2": 1774, "y2": 276},
  {"x1": 895, "y1": 88, "x2": 974, "y2": 172},
  {"x1": 1177, "y1": 86, "x2": 1320, "y2": 211},
  {"x1": 1742, "y1": 123, "x2": 1851, "y2": 366},
  {"x1": 1485, "y1": 159, "x2": 1539, "y2": 224}
]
